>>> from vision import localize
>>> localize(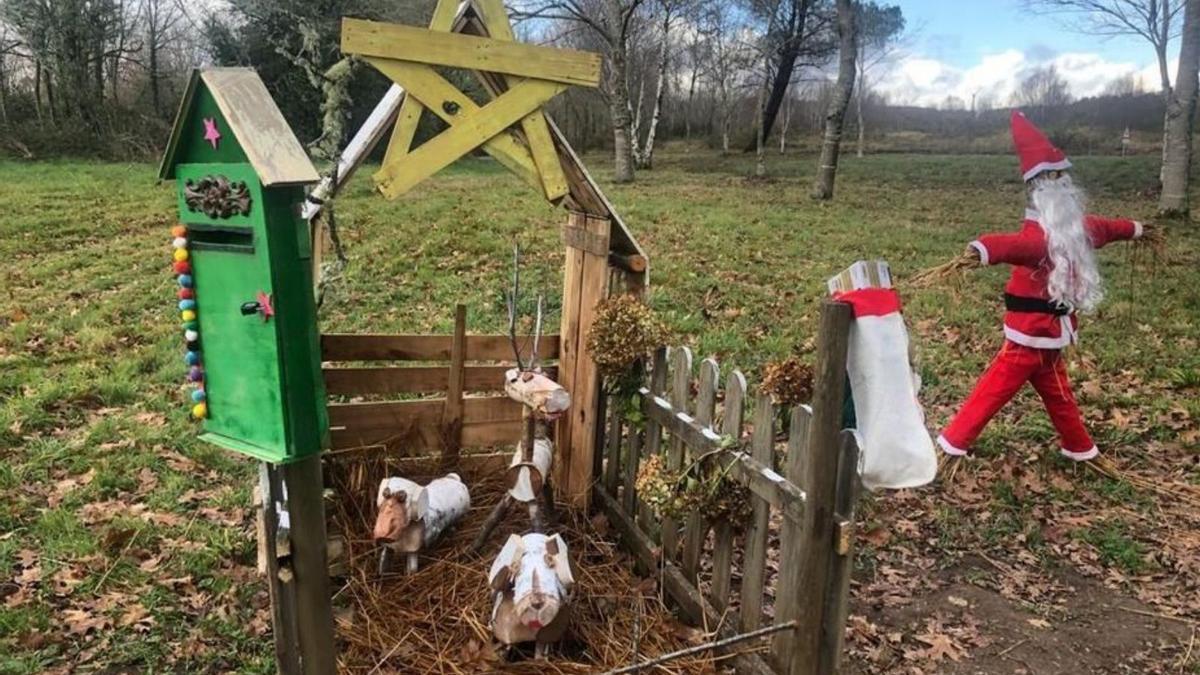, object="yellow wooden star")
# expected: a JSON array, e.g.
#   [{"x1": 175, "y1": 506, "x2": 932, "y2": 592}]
[{"x1": 341, "y1": 0, "x2": 600, "y2": 202}]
